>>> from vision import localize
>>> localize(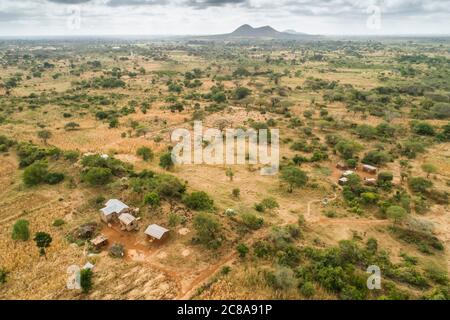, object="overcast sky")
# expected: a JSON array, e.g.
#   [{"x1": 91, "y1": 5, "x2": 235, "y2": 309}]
[{"x1": 0, "y1": 0, "x2": 449, "y2": 36}]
